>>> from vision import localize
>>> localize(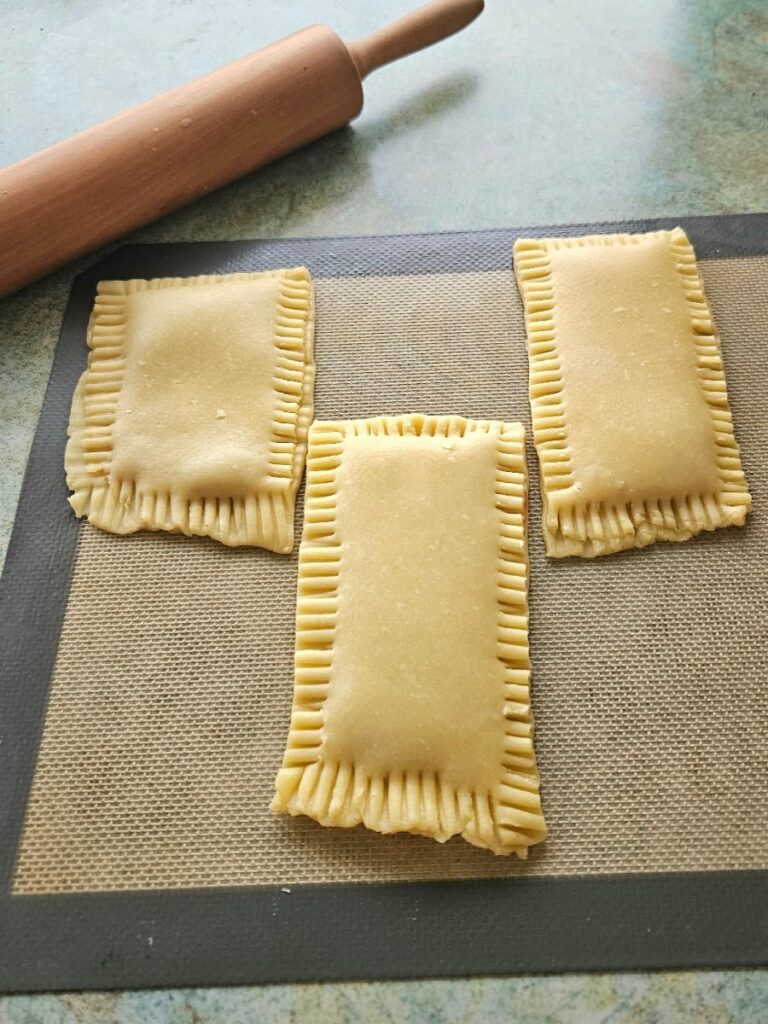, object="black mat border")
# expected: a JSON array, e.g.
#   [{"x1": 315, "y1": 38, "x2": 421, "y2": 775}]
[
  {"x1": 2, "y1": 871, "x2": 767, "y2": 992},
  {"x1": 1, "y1": 214, "x2": 767, "y2": 994}
]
